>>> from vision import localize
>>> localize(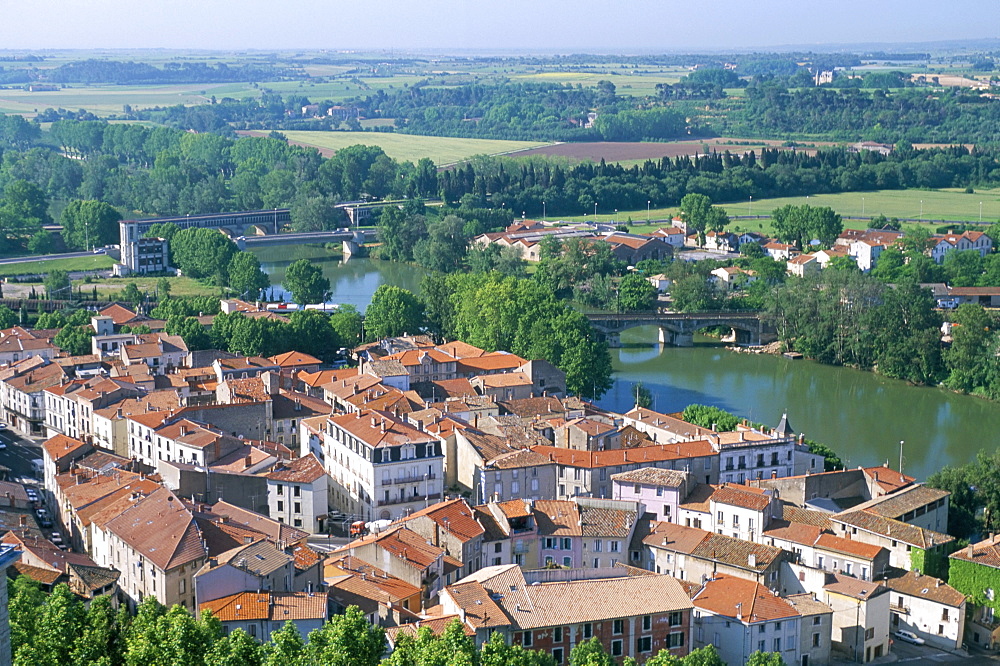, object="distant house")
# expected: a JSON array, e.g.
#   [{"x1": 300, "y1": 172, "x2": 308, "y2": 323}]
[
  {"x1": 647, "y1": 274, "x2": 671, "y2": 293},
  {"x1": 650, "y1": 227, "x2": 687, "y2": 248},
  {"x1": 710, "y1": 266, "x2": 757, "y2": 291},
  {"x1": 703, "y1": 231, "x2": 739, "y2": 253},
  {"x1": 763, "y1": 241, "x2": 800, "y2": 261},
  {"x1": 930, "y1": 231, "x2": 993, "y2": 263},
  {"x1": 787, "y1": 253, "x2": 821, "y2": 277}
]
